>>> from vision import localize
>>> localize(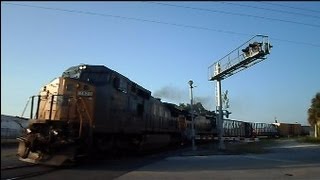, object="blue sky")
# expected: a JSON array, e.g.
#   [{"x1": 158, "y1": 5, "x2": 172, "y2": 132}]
[{"x1": 2, "y1": 2, "x2": 320, "y2": 125}]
